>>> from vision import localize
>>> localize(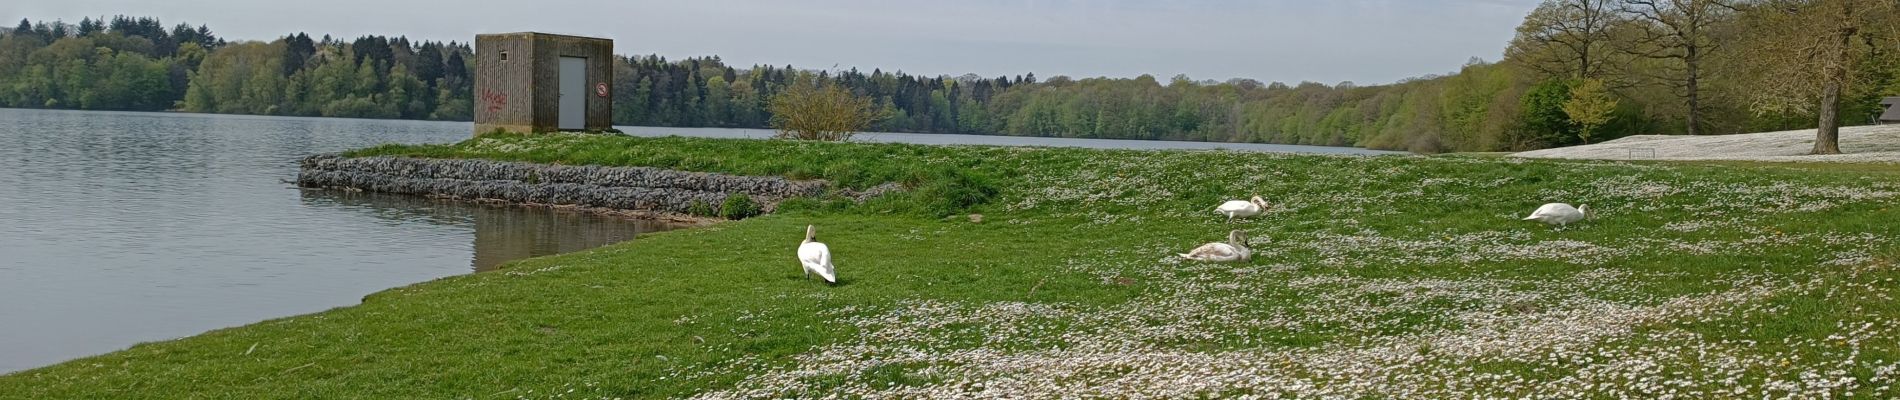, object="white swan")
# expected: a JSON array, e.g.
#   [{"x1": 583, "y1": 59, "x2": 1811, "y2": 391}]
[
  {"x1": 1523, "y1": 203, "x2": 1589, "y2": 228},
  {"x1": 1216, "y1": 196, "x2": 1269, "y2": 222},
  {"x1": 797, "y1": 225, "x2": 837, "y2": 284},
  {"x1": 1179, "y1": 230, "x2": 1253, "y2": 263}
]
